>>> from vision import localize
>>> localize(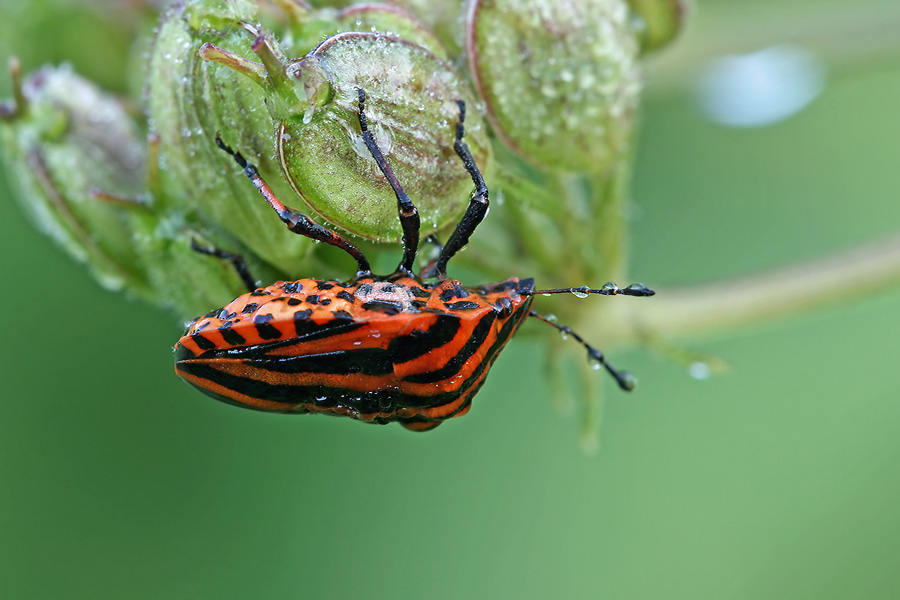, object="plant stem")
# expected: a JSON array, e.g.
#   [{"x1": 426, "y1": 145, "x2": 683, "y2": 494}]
[{"x1": 622, "y1": 233, "x2": 900, "y2": 342}]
